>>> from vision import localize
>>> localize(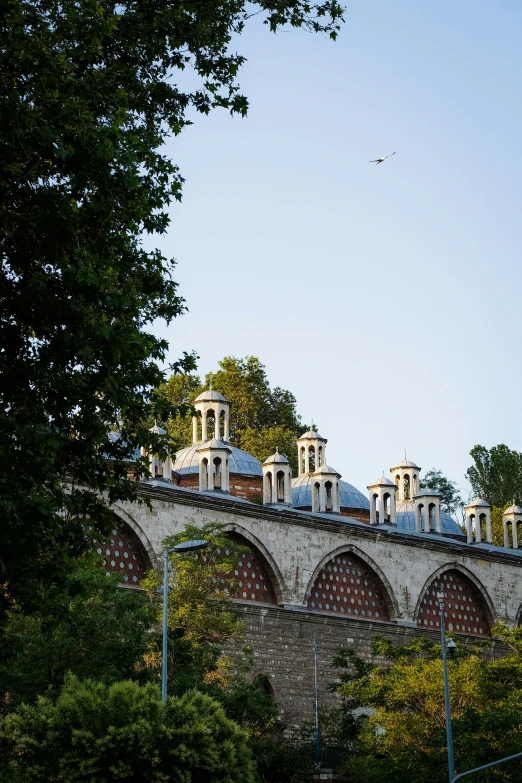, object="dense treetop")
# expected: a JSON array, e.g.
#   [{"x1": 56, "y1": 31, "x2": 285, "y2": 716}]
[{"x1": 0, "y1": 0, "x2": 343, "y2": 621}]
